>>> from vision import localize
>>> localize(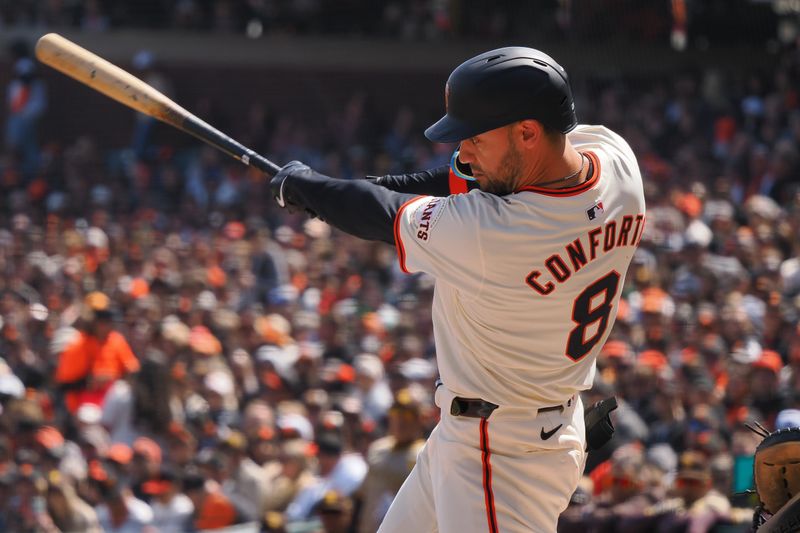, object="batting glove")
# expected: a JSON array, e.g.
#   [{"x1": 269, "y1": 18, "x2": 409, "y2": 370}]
[{"x1": 269, "y1": 160, "x2": 319, "y2": 217}]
